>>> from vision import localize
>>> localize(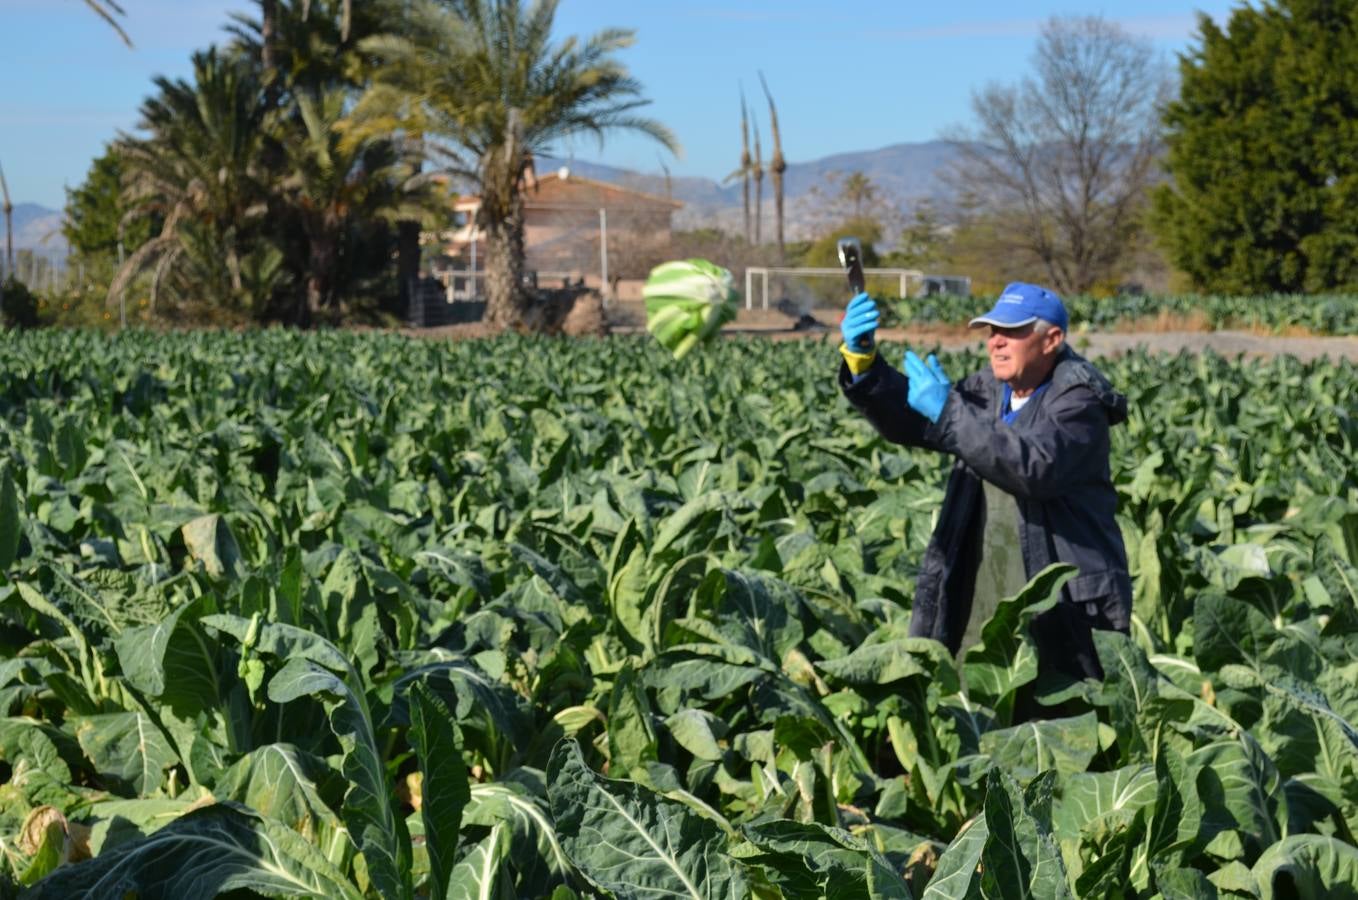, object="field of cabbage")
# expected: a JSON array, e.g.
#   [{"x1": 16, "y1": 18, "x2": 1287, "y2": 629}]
[{"x1": 0, "y1": 330, "x2": 1355, "y2": 899}]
